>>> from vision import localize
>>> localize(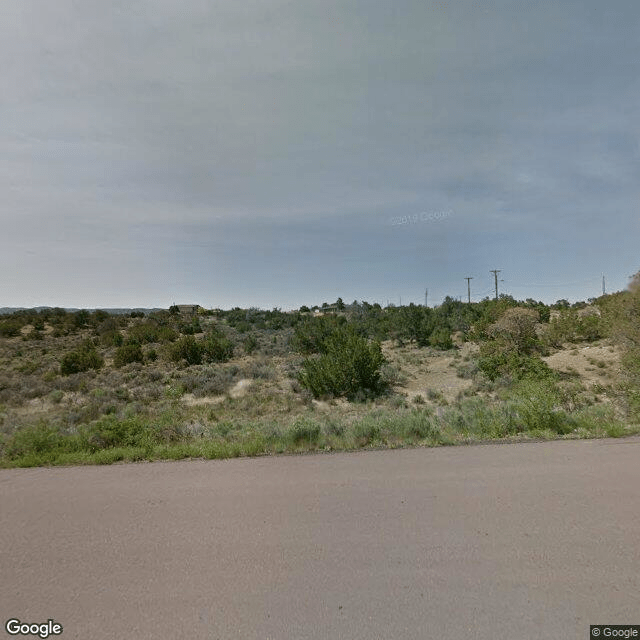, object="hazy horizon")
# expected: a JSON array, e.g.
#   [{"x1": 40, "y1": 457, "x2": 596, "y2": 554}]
[{"x1": 2, "y1": 0, "x2": 638, "y2": 310}]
